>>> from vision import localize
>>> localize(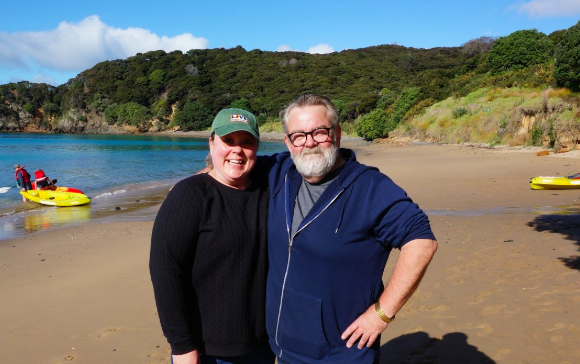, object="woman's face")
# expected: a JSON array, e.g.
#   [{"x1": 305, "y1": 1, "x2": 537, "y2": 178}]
[{"x1": 208, "y1": 131, "x2": 258, "y2": 189}]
